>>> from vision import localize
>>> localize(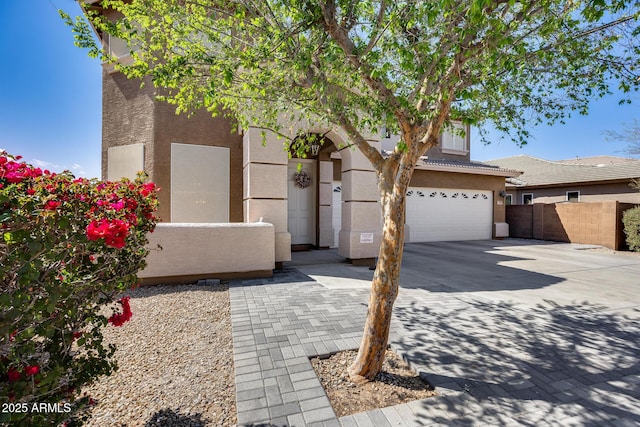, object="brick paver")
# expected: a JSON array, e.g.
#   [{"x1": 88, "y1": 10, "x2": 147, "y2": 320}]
[
  {"x1": 229, "y1": 263, "x2": 640, "y2": 426},
  {"x1": 229, "y1": 269, "x2": 368, "y2": 426}
]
